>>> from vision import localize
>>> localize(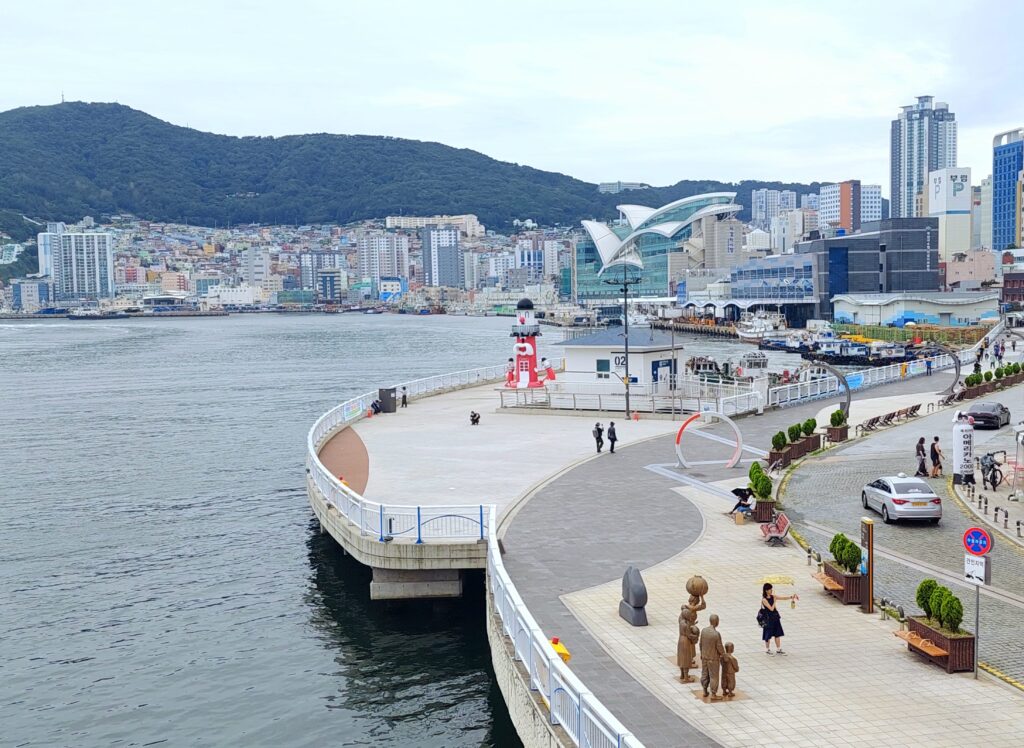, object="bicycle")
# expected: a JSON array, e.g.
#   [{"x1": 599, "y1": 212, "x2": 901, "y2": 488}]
[{"x1": 979, "y1": 450, "x2": 1008, "y2": 491}]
